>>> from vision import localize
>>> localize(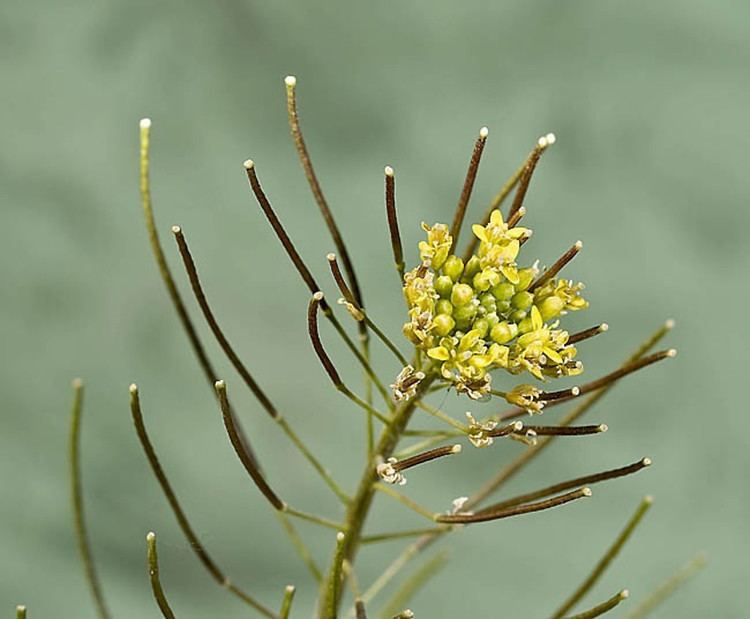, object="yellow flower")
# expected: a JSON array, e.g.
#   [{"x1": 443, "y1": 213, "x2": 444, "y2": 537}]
[{"x1": 418, "y1": 222, "x2": 452, "y2": 270}]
